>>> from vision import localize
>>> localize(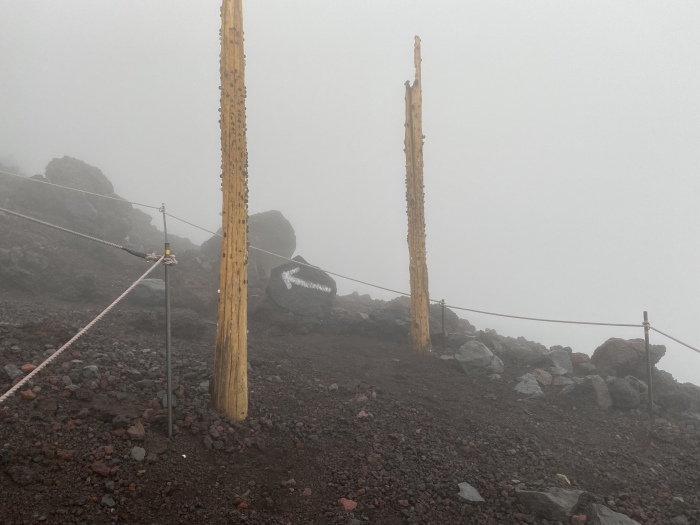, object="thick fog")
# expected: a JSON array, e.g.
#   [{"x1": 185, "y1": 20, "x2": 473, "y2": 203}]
[{"x1": 1, "y1": 2, "x2": 699, "y2": 384}]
